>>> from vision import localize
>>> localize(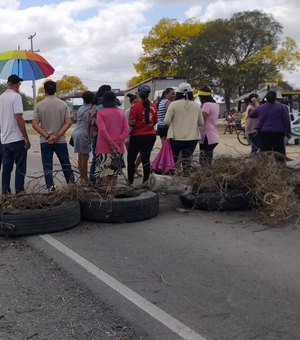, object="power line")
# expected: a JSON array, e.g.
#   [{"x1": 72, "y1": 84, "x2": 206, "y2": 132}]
[{"x1": 54, "y1": 71, "x2": 128, "y2": 85}]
